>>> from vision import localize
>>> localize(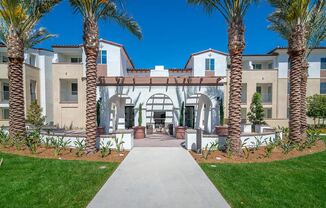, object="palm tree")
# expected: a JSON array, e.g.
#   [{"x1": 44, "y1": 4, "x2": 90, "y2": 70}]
[
  {"x1": 268, "y1": 0, "x2": 325, "y2": 142},
  {"x1": 69, "y1": 0, "x2": 142, "y2": 154},
  {"x1": 0, "y1": 0, "x2": 60, "y2": 140},
  {"x1": 188, "y1": 0, "x2": 257, "y2": 155}
]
